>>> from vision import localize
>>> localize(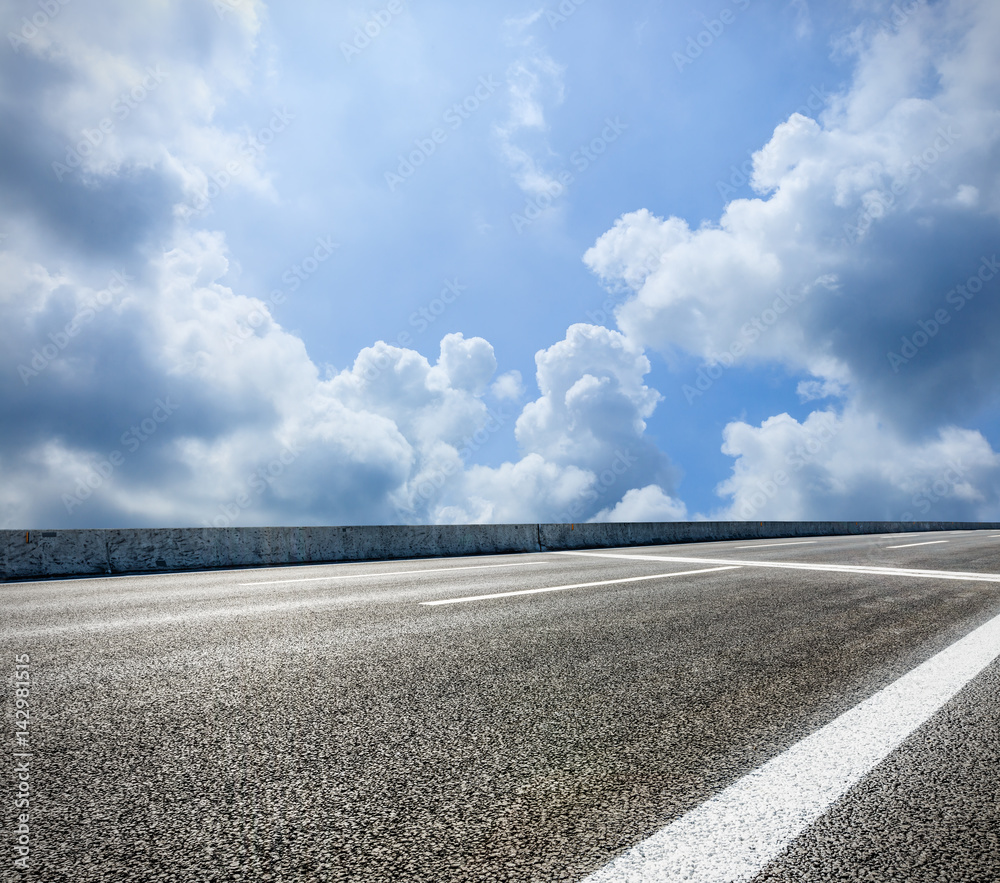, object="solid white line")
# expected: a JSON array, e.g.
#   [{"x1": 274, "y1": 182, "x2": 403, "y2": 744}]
[
  {"x1": 733, "y1": 541, "x2": 817, "y2": 549},
  {"x1": 419, "y1": 566, "x2": 740, "y2": 606},
  {"x1": 581, "y1": 606, "x2": 1000, "y2": 883},
  {"x1": 556, "y1": 551, "x2": 1000, "y2": 583},
  {"x1": 239, "y1": 560, "x2": 544, "y2": 586},
  {"x1": 885, "y1": 540, "x2": 949, "y2": 549}
]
